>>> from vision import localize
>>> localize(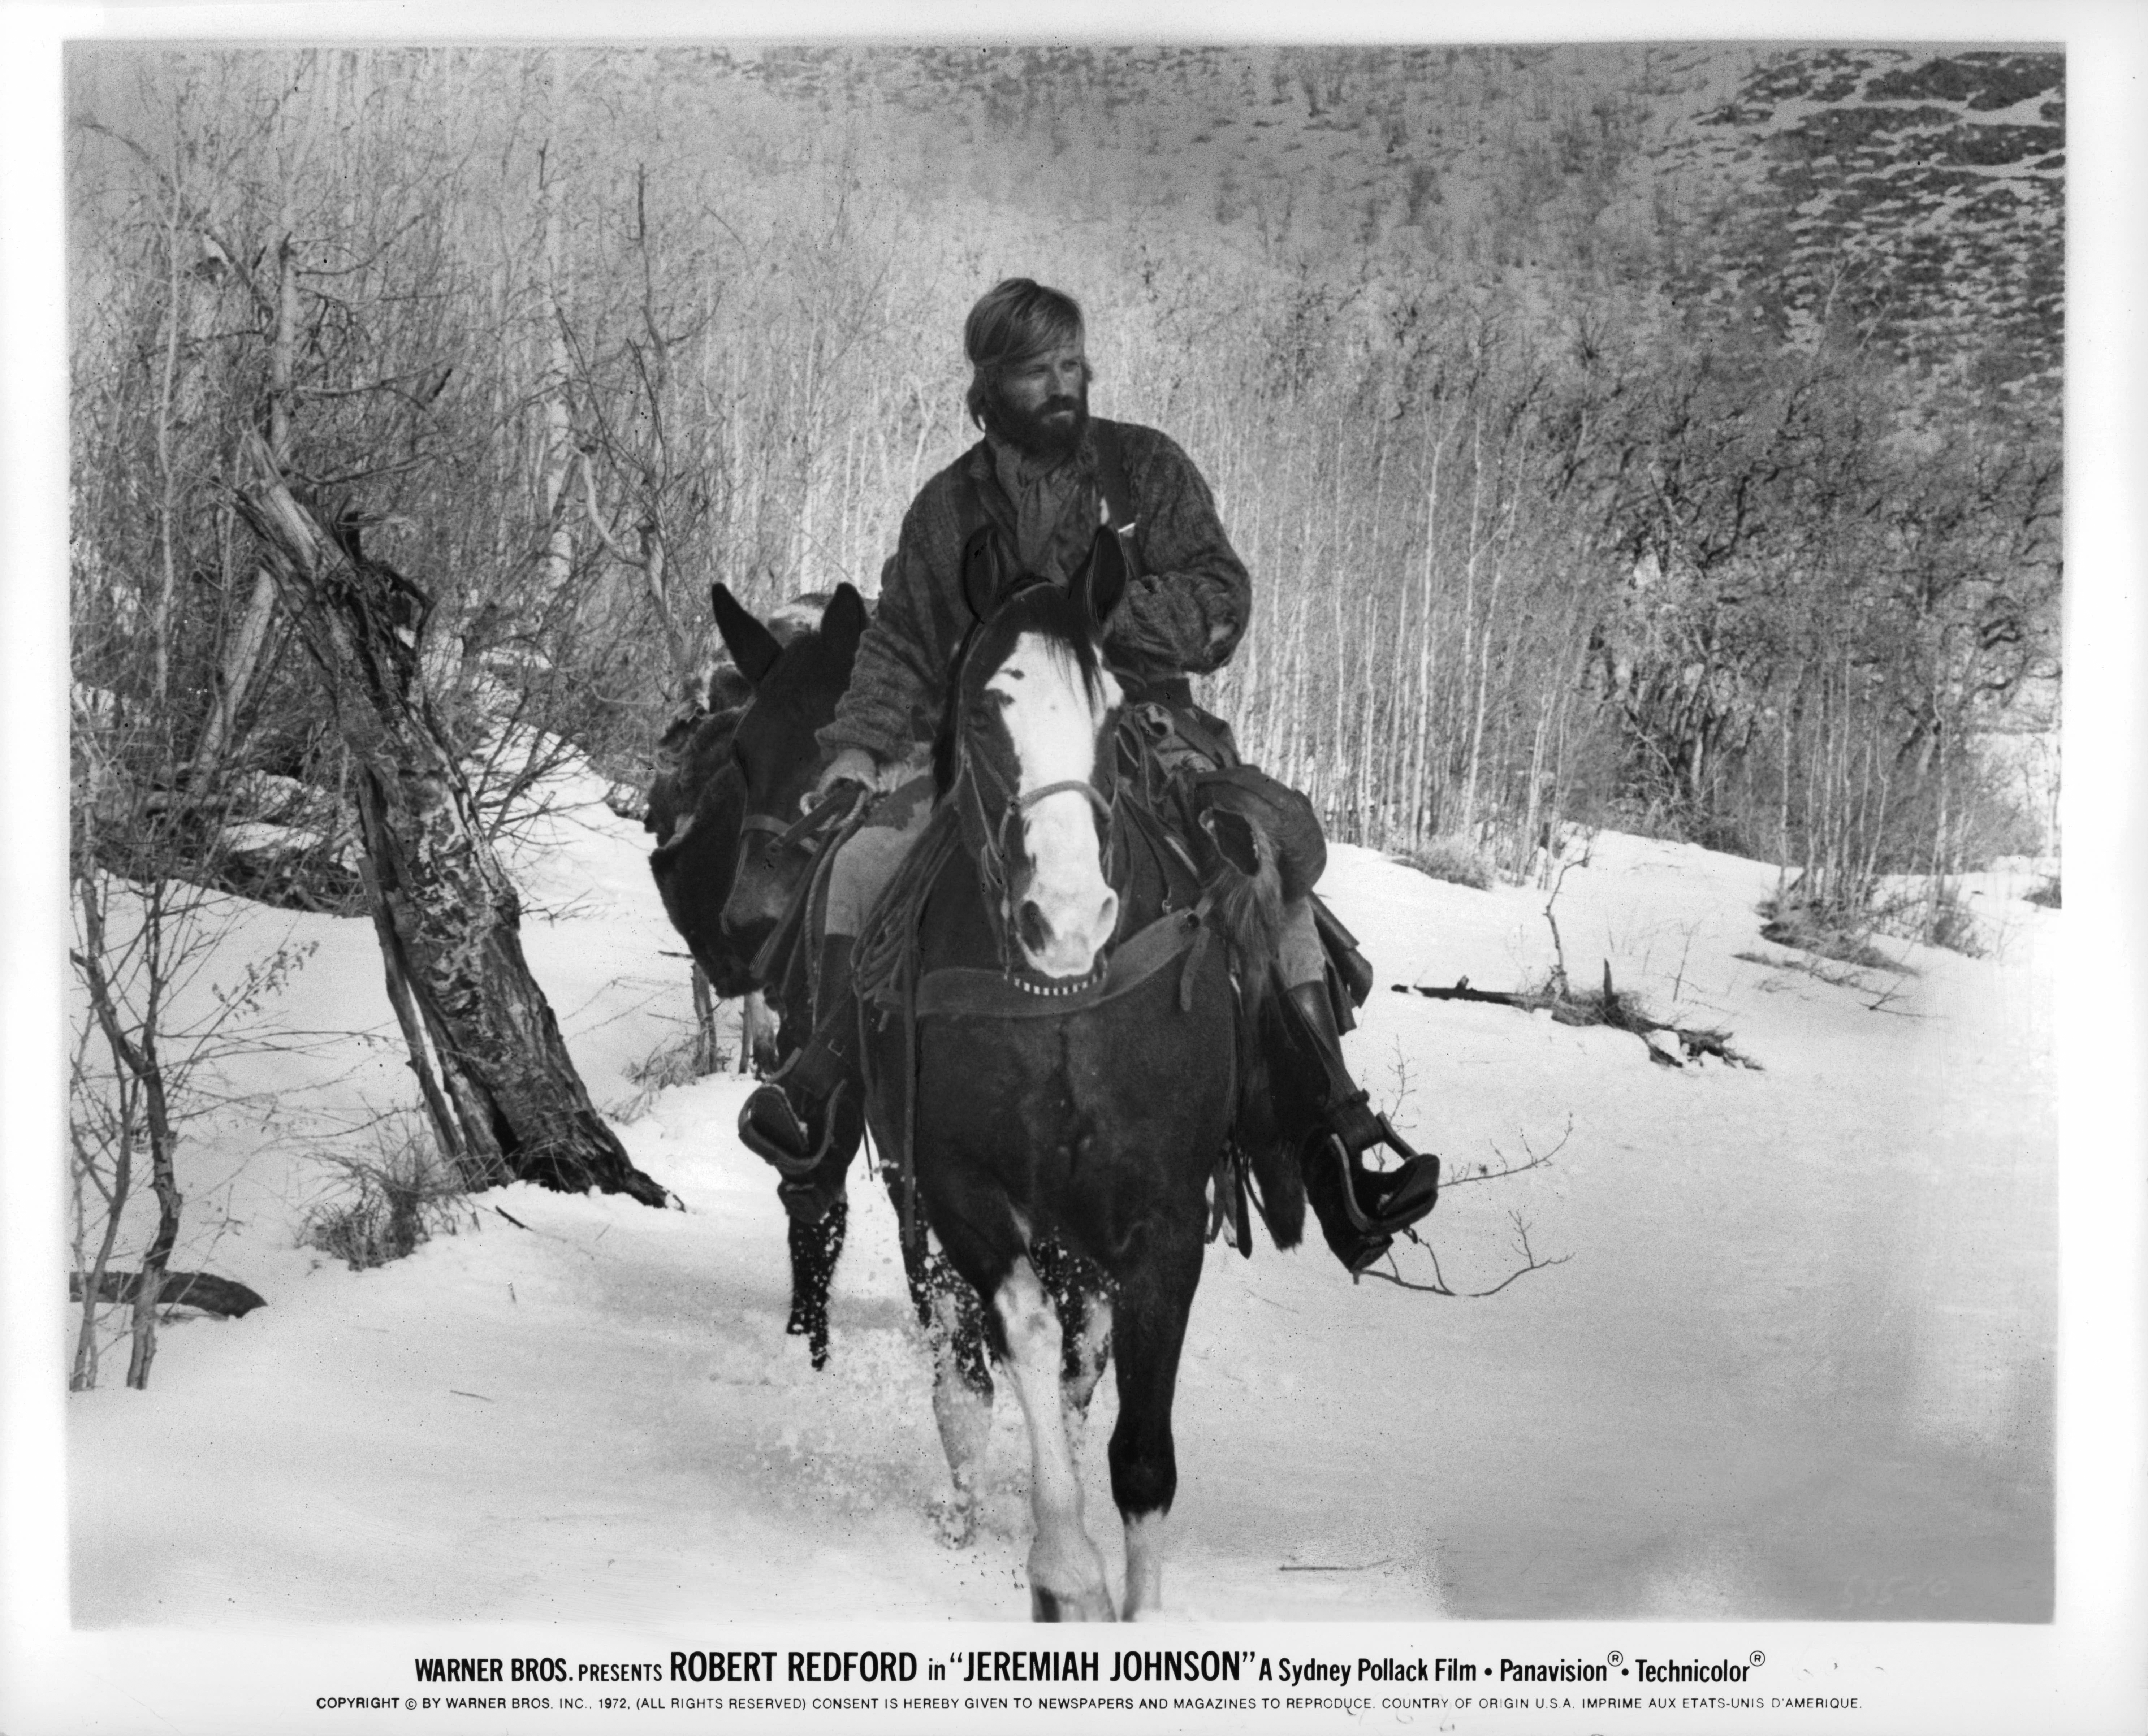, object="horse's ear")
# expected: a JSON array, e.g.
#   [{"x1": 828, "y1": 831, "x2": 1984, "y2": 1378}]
[
  {"x1": 1077, "y1": 525, "x2": 1129, "y2": 635},
  {"x1": 710, "y1": 583, "x2": 783, "y2": 687},
  {"x1": 961, "y1": 525, "x2": 1004, "y2": 623},
  {"x1": 822, "y1": 582, "x2": 867, "y2": 663}
]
